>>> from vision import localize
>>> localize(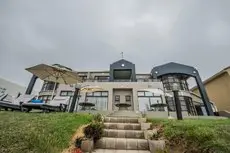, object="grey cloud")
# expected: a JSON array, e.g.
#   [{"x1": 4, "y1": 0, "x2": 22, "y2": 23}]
[{"x1": 0, "y1": 0, "x2": 230, "y2": 90}]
